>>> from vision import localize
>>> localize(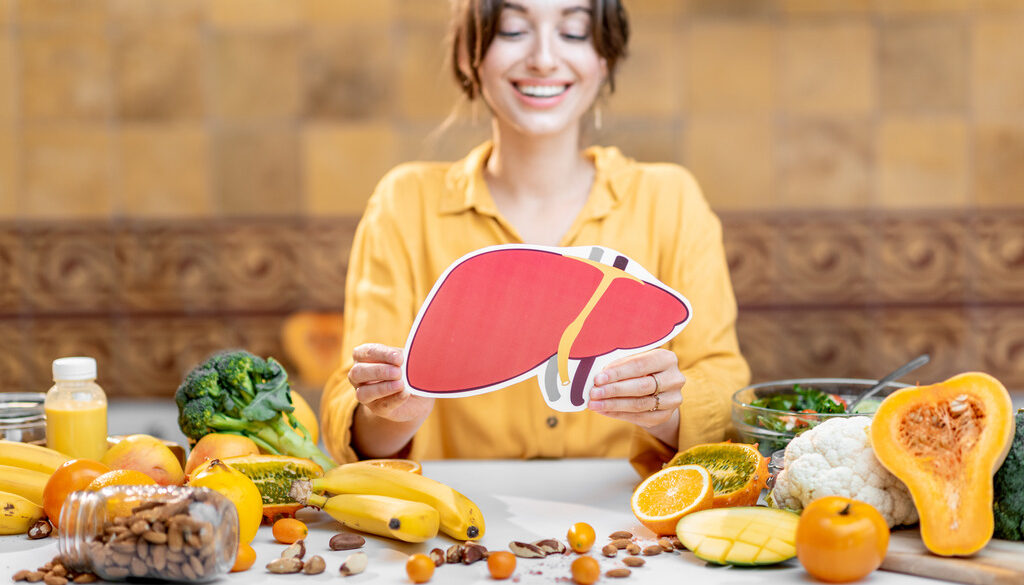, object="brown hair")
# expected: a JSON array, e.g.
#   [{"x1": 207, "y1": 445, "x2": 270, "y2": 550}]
[{"x1": 448, "y1": 0, "x2": 630, "y2": 100}]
